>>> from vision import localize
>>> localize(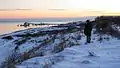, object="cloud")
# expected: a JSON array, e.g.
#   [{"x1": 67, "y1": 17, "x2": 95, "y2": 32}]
[
  {"x1": 90, "y1": 10, "x2": 105, "y2": 13},
  {"x1": 15, "y1": 9, "x2": 32, "y2": 10},
  {"x1": 84, "y1": 9, "x2": 105, "y2": 13},
  {"x1": 0, "y1": 9, "x2": 32, "y2": 11},
  {"x1": 48, "y1": 9, "x2": 67, "y2": 11}
]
